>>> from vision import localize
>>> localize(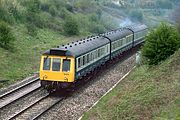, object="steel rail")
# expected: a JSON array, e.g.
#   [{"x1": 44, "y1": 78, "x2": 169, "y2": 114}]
[
  {"x1": 0, "y1": 80, "x2": 41, "y2": 109},
  {"x1": 8, "y1": 93, "x2": 50, "y2": 120},
  {"x1": 0, "y1": 77, "x2": 39, "y2": 98},
  {"x1": 32, "y1": 98, "x2": 64, "y2": 120}
]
